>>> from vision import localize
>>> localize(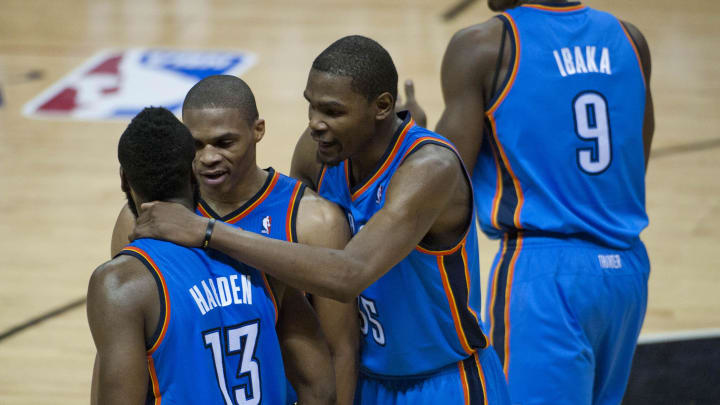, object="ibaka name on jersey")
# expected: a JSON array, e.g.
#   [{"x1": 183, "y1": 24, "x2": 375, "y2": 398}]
[
  {"x1": 553, "y1": 46, "x2": 611, "y2": 77},
  {"x1": 188, "y1": 274, "x2": 254, "y2": 315}
]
